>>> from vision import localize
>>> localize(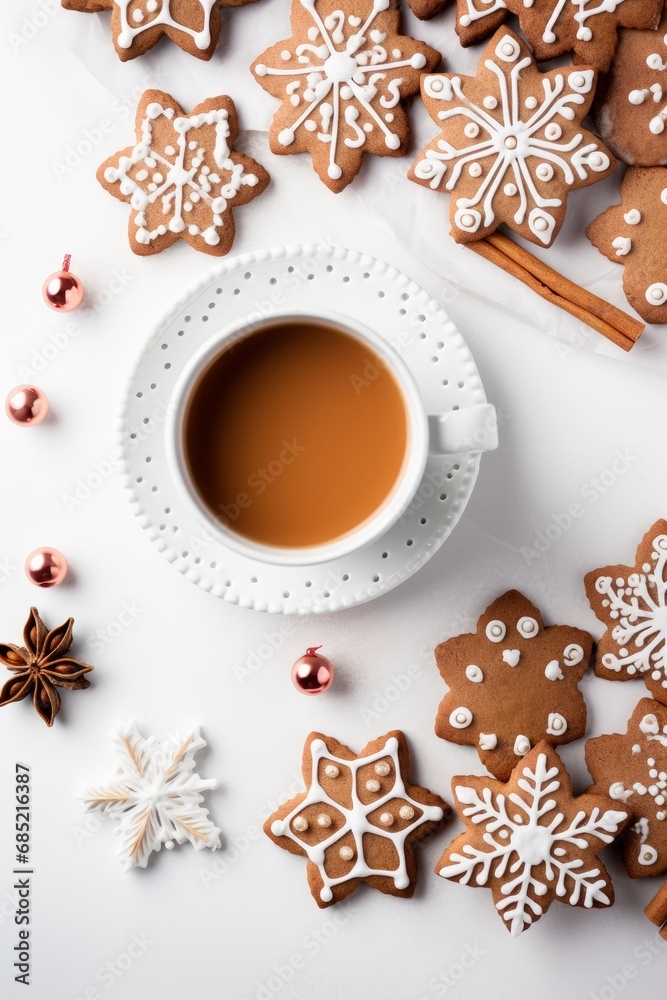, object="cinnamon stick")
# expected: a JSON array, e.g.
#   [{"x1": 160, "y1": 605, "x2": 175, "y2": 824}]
[
  {"x1": 645, "y1": 880, "x2": 667, "y2": 939},
  {"x1": 466, "y1": 232, "x2": 644, "y2": 353}
]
